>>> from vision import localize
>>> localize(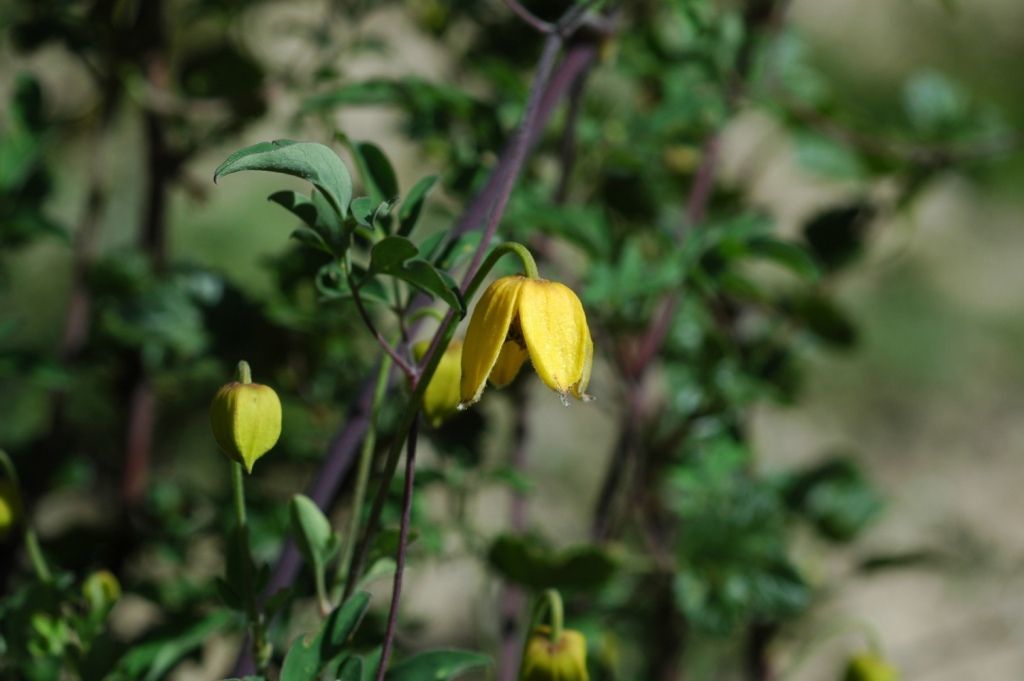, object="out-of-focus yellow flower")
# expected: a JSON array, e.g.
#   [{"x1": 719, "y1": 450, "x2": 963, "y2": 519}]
[
  {"x1": 414, "y1": 339, "x2": 463, "y2": 427},
  {"x1": 0, "y1": 478, "x2": 21, "y2": 540},
  {"x1": 844, "y1": 651, "x2": 899, "y2": 681},
  {"x1": 82, "y1": 570, "x2": 121, "y2": 614},
  {"x1": 460, "y1": 276, "x2": 593, "y2": 407},
  {"x1": 210, "y1": 373, "x2": 282, "y2": 473},
  {"x1": 520, "y1": 626, "x2": 589, "y2": 681}
]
